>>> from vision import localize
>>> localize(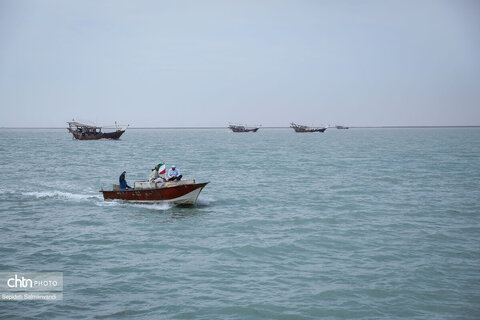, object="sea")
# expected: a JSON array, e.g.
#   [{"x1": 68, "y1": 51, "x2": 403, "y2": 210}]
[{"x1": 0, "y1": 128, "x2": 479, "y2": 319}]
